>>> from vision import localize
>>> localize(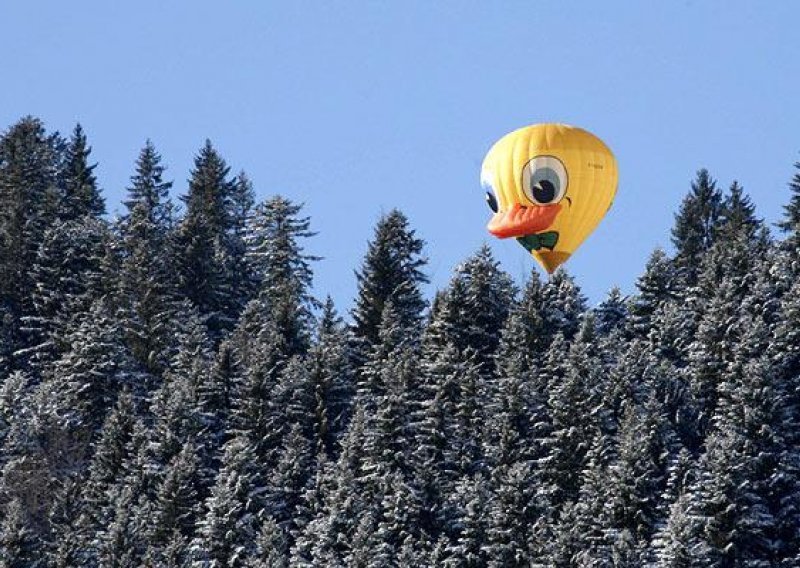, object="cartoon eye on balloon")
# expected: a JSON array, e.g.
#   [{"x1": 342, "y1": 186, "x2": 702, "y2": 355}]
[
  {"x1": 521, "y1": 155, "x2": 568, "y2": 206},
  {"x1": 482, "y1": 123, "x2": 618, "y2": 274}
]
